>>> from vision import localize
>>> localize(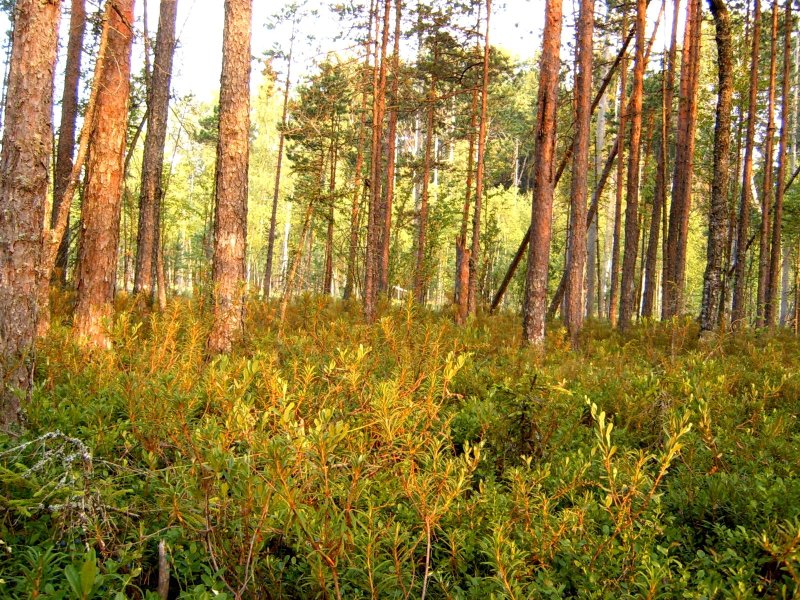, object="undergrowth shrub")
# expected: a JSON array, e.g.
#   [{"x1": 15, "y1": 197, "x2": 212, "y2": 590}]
[{"x1": 1, "y1": 296, "x2": 799, "y2": 598}]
